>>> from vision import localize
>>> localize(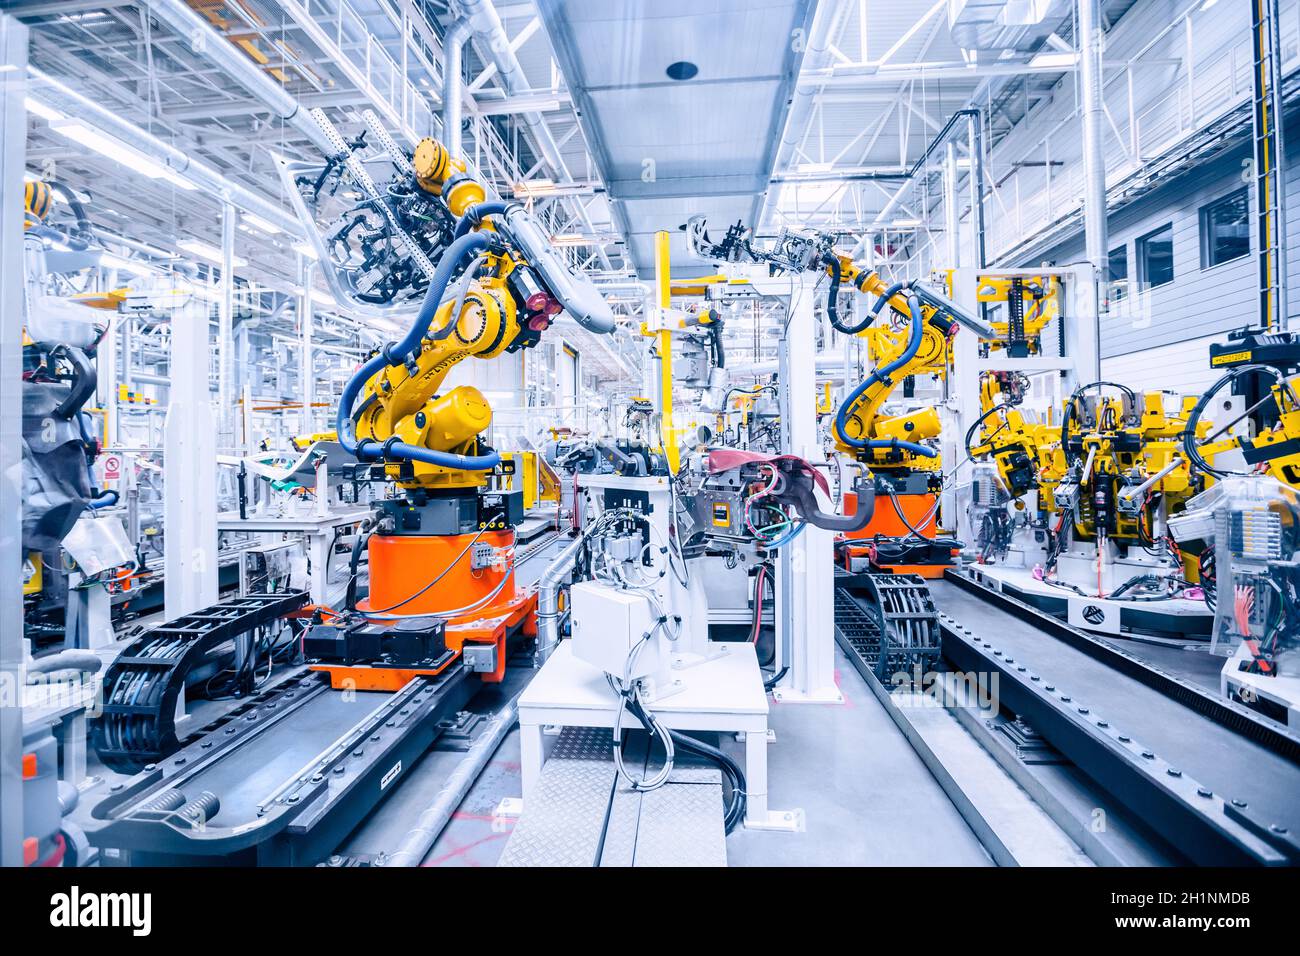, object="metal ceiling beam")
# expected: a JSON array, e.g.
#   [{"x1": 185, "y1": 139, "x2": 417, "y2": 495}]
[
  {"x1": 27, "y1": 65, "x2": 305, "y2": 236},
  {"x1": 140, "y1": 0, "x2": 338, "y2": 156}
]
